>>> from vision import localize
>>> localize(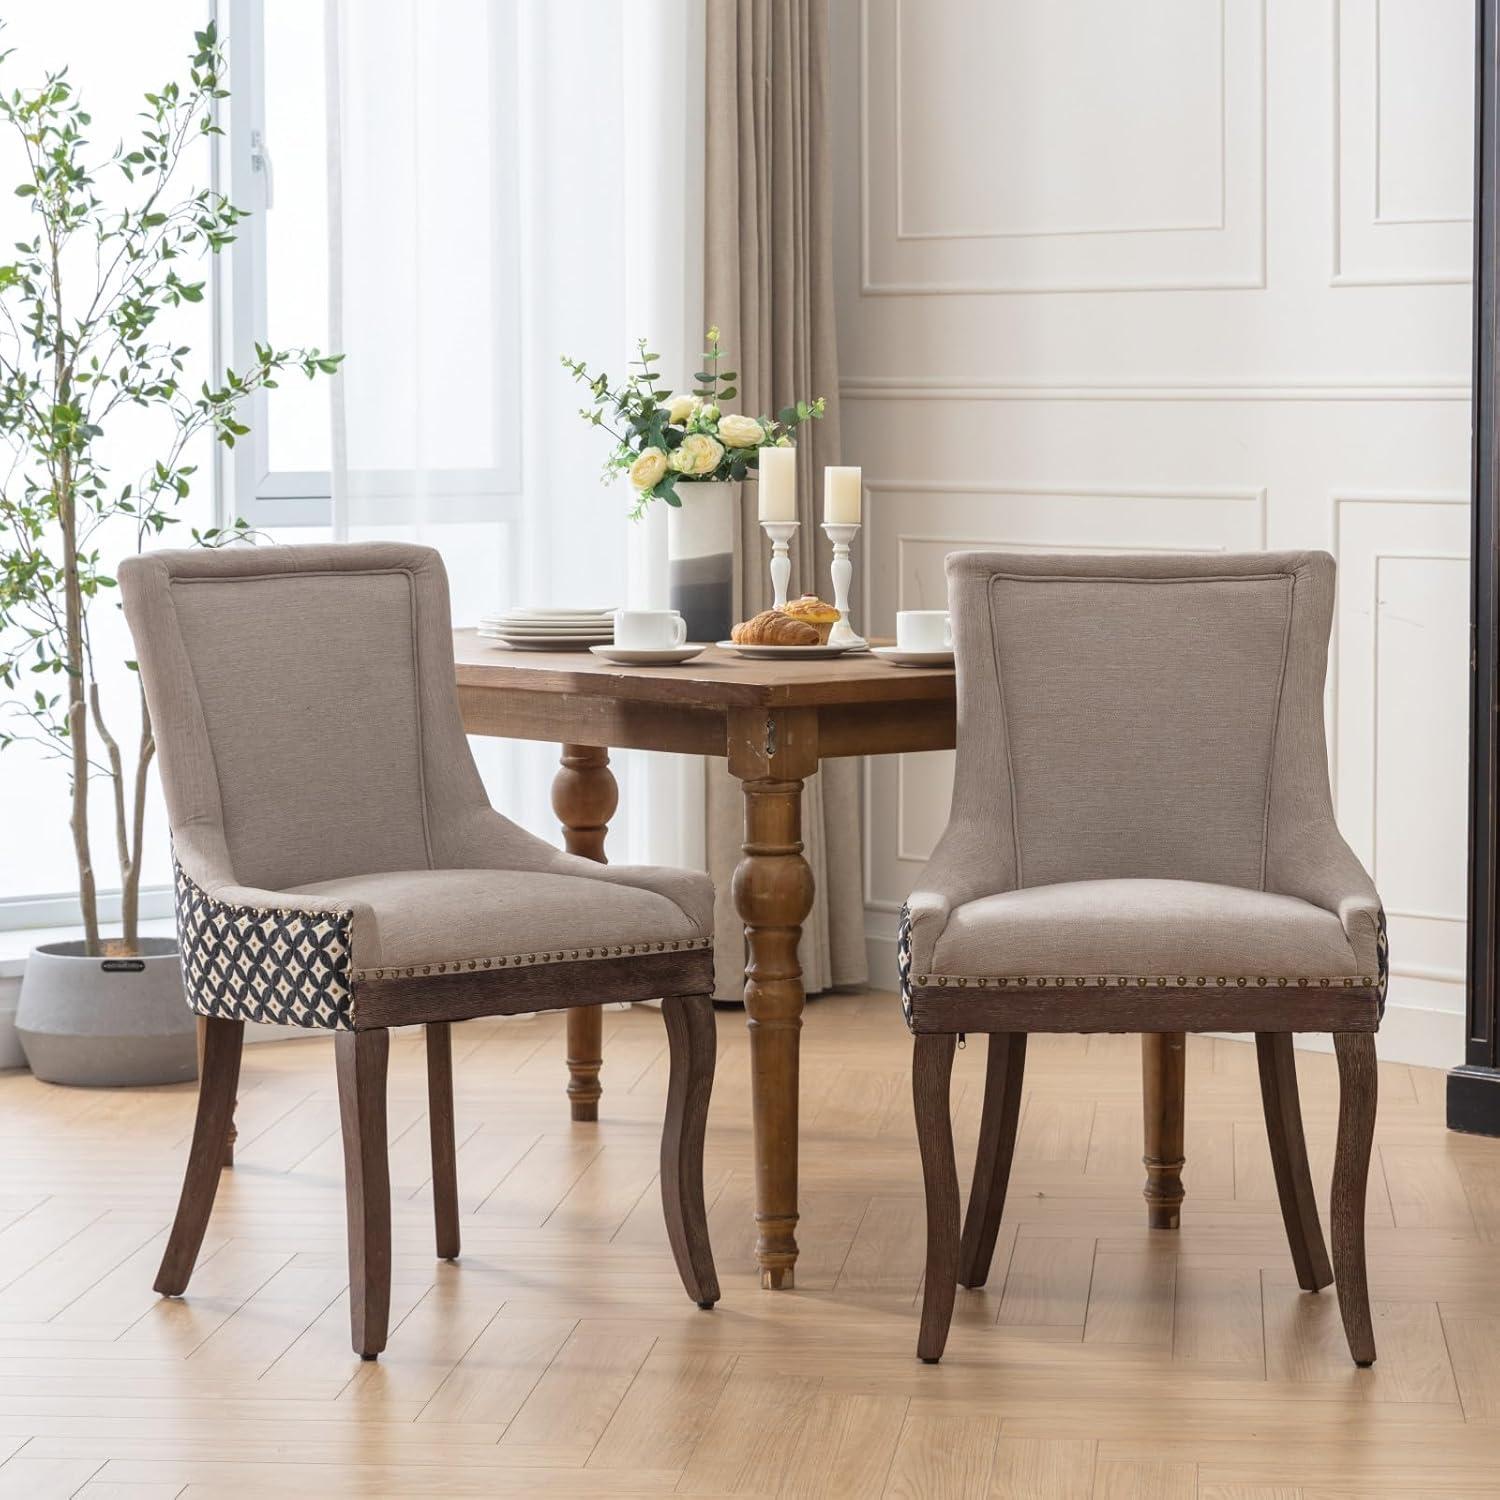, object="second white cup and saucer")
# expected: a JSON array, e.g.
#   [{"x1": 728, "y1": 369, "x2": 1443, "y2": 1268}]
[
  {"x1": 591, "y1": 609, "x2": 706, "y2": 665},
  {"x1": 872, "y1": 609, "x2": 955, "y2": 668}
]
